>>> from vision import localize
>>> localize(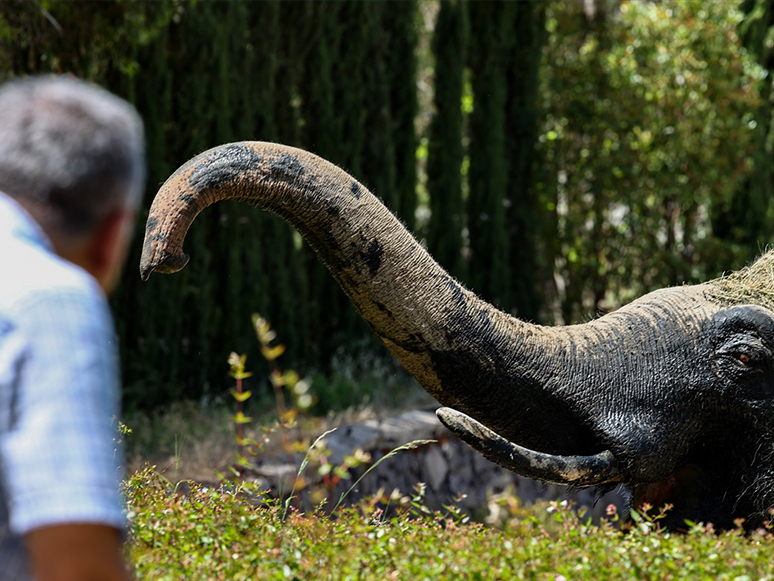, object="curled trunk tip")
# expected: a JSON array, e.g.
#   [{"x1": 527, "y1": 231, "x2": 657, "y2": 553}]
[{"x1": 139, "y1": 248, "x2": 189, "y2": 281}]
